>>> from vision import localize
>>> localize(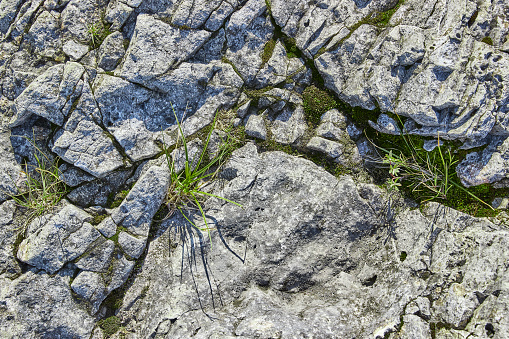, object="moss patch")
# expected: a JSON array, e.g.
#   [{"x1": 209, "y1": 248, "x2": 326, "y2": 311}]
[
  {"x1": 98, "y1": 316, "x2": 121, "y2": 337},
  {"x1": 261, "y1": 39, "x2": 276, "y2": 65},
  {"x1": 302, "y1": 85, "x2": 337, "y2": 126},
  {"x1": 481, "y1": 36, "x2": 493, "y2": 45}
]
